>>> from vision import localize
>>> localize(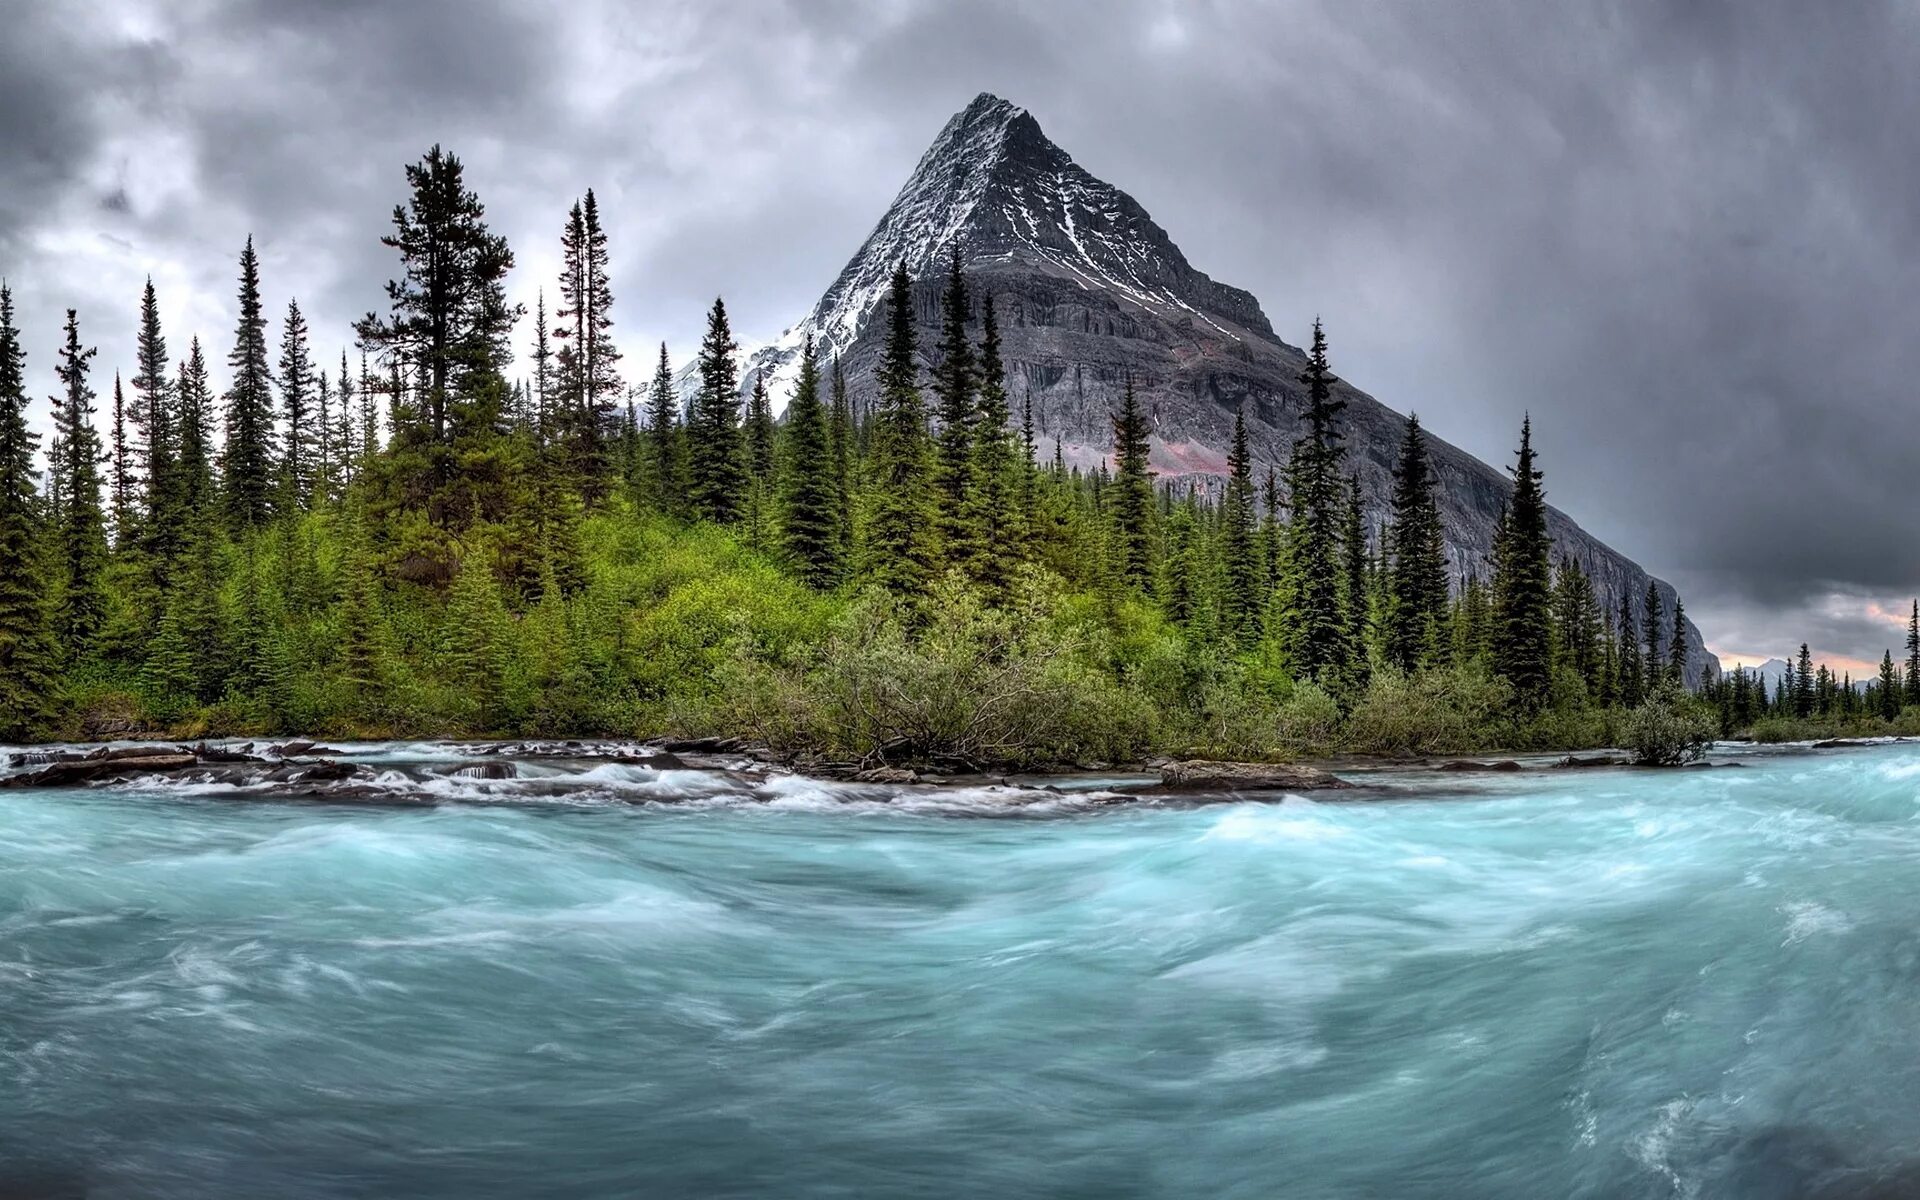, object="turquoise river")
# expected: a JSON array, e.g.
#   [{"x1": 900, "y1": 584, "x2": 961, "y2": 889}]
[{"x1": 3, "y1": 740, "x2": 1918, "y2": 1197}]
